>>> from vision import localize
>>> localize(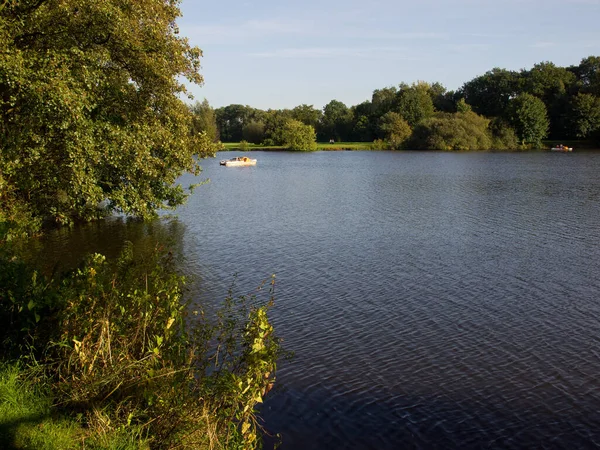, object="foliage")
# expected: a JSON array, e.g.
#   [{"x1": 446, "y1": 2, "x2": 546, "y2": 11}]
[
  {"x1": 568, "y1": 93, "x2": 600, "y2": 139},
  {"x1": 459, "y1": 68, "x2": 521, "y2": 118},
  {"x1": 507, "y1": 93, "x2": 550, "y2": 147},
  {"x1": 215, "y1": 105, "x2": 254, "y2": 142},
  {"x1": 409, "y1": 111, "x2": 494, "y2": 151},
  {"x1": 0, "y1": 245, "x2": 282, "y2": 449},
  {"x1": 291, "y1": 104, "x2": 323, "y2": 129},
  {"x1": 0, "y1": 0, "x2": 217, "y2": 235},
  {"x1": 395, "y1": 82, "x2": 436, "y2": 127},
  {"x1": 242, "y1": 121, "x2": 266, "y2": 145},
  {"x1": 190, "y1": 99, "x2": 220, "y2": 143},
  {"x1": 261, "y1": 109, "x2": 293, "y2": 146},
  {"x1": 573, "y1": 56, "x2": 600, "y2": 96},
  {"x1": 320, "y1": 100, "x2": 352, "y2": 142},
  {"x1": 488, "y1": 118, "x2": 520, "y2": 150},
  {"x1": 281, "y1": 119, "x2": 317, "y2": 151},
  {"x1": 378, "y1": 112, "x2": 411, "y2": 149},
  {"x1": 239, "y1": 140, "x2": 250, "y2": 151}
]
